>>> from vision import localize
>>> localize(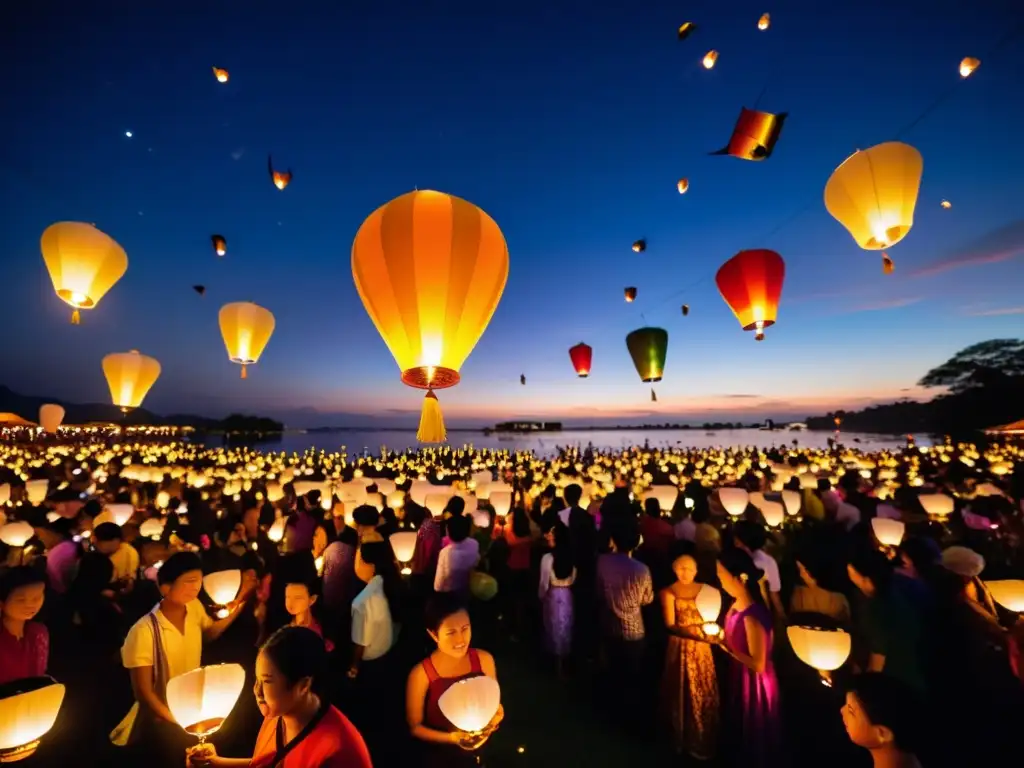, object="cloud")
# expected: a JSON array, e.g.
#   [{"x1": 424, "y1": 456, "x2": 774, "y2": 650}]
[
  {"x1": 723, "y1": 394, "x2": 761, "y2": 399},
  {"x1": 845, "y1": 296, "x2": 924, "y2": 313},
  {"x1": 907, "y1": 219, "x2": 1024, "y2": 278},
  {"x1": 965, "y1": 306, "x2": 1024, "y2": 317},
  {"x1": 231, "y1": 148, "x2": 245, "y2": 160}
]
